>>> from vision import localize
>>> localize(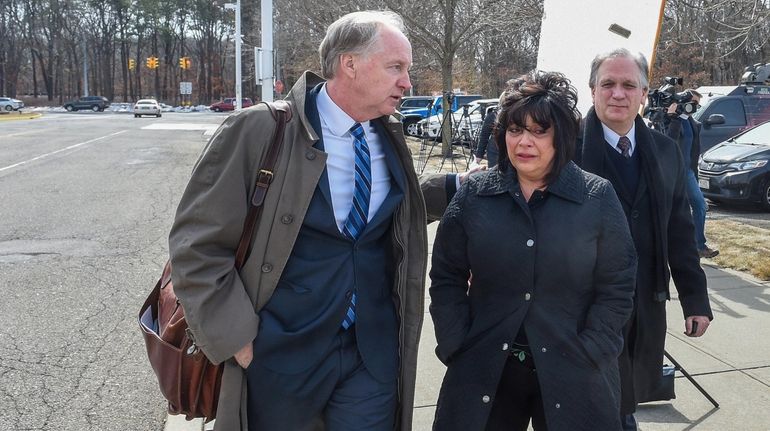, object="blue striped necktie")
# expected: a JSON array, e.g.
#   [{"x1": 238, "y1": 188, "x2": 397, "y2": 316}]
[{"x1": 342, "y1": 122, "x2": 371, "y2": 329}]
